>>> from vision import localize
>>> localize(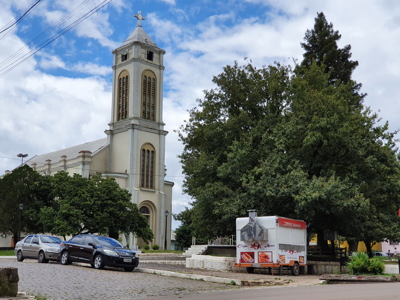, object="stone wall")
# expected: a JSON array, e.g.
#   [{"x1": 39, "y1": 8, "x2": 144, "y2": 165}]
[
  {"x1": 0, "y1": 268, "x2": 19, "y2": 297},
  {"x1": 186, "y1": 255, "x2": 236, "y2": 271},
  {"x1": 186, "y1": 255, "x2": 352, "y2": 274},
  {"x1": 307, "y1": 260, "x2": 348, "y2": 274}
]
